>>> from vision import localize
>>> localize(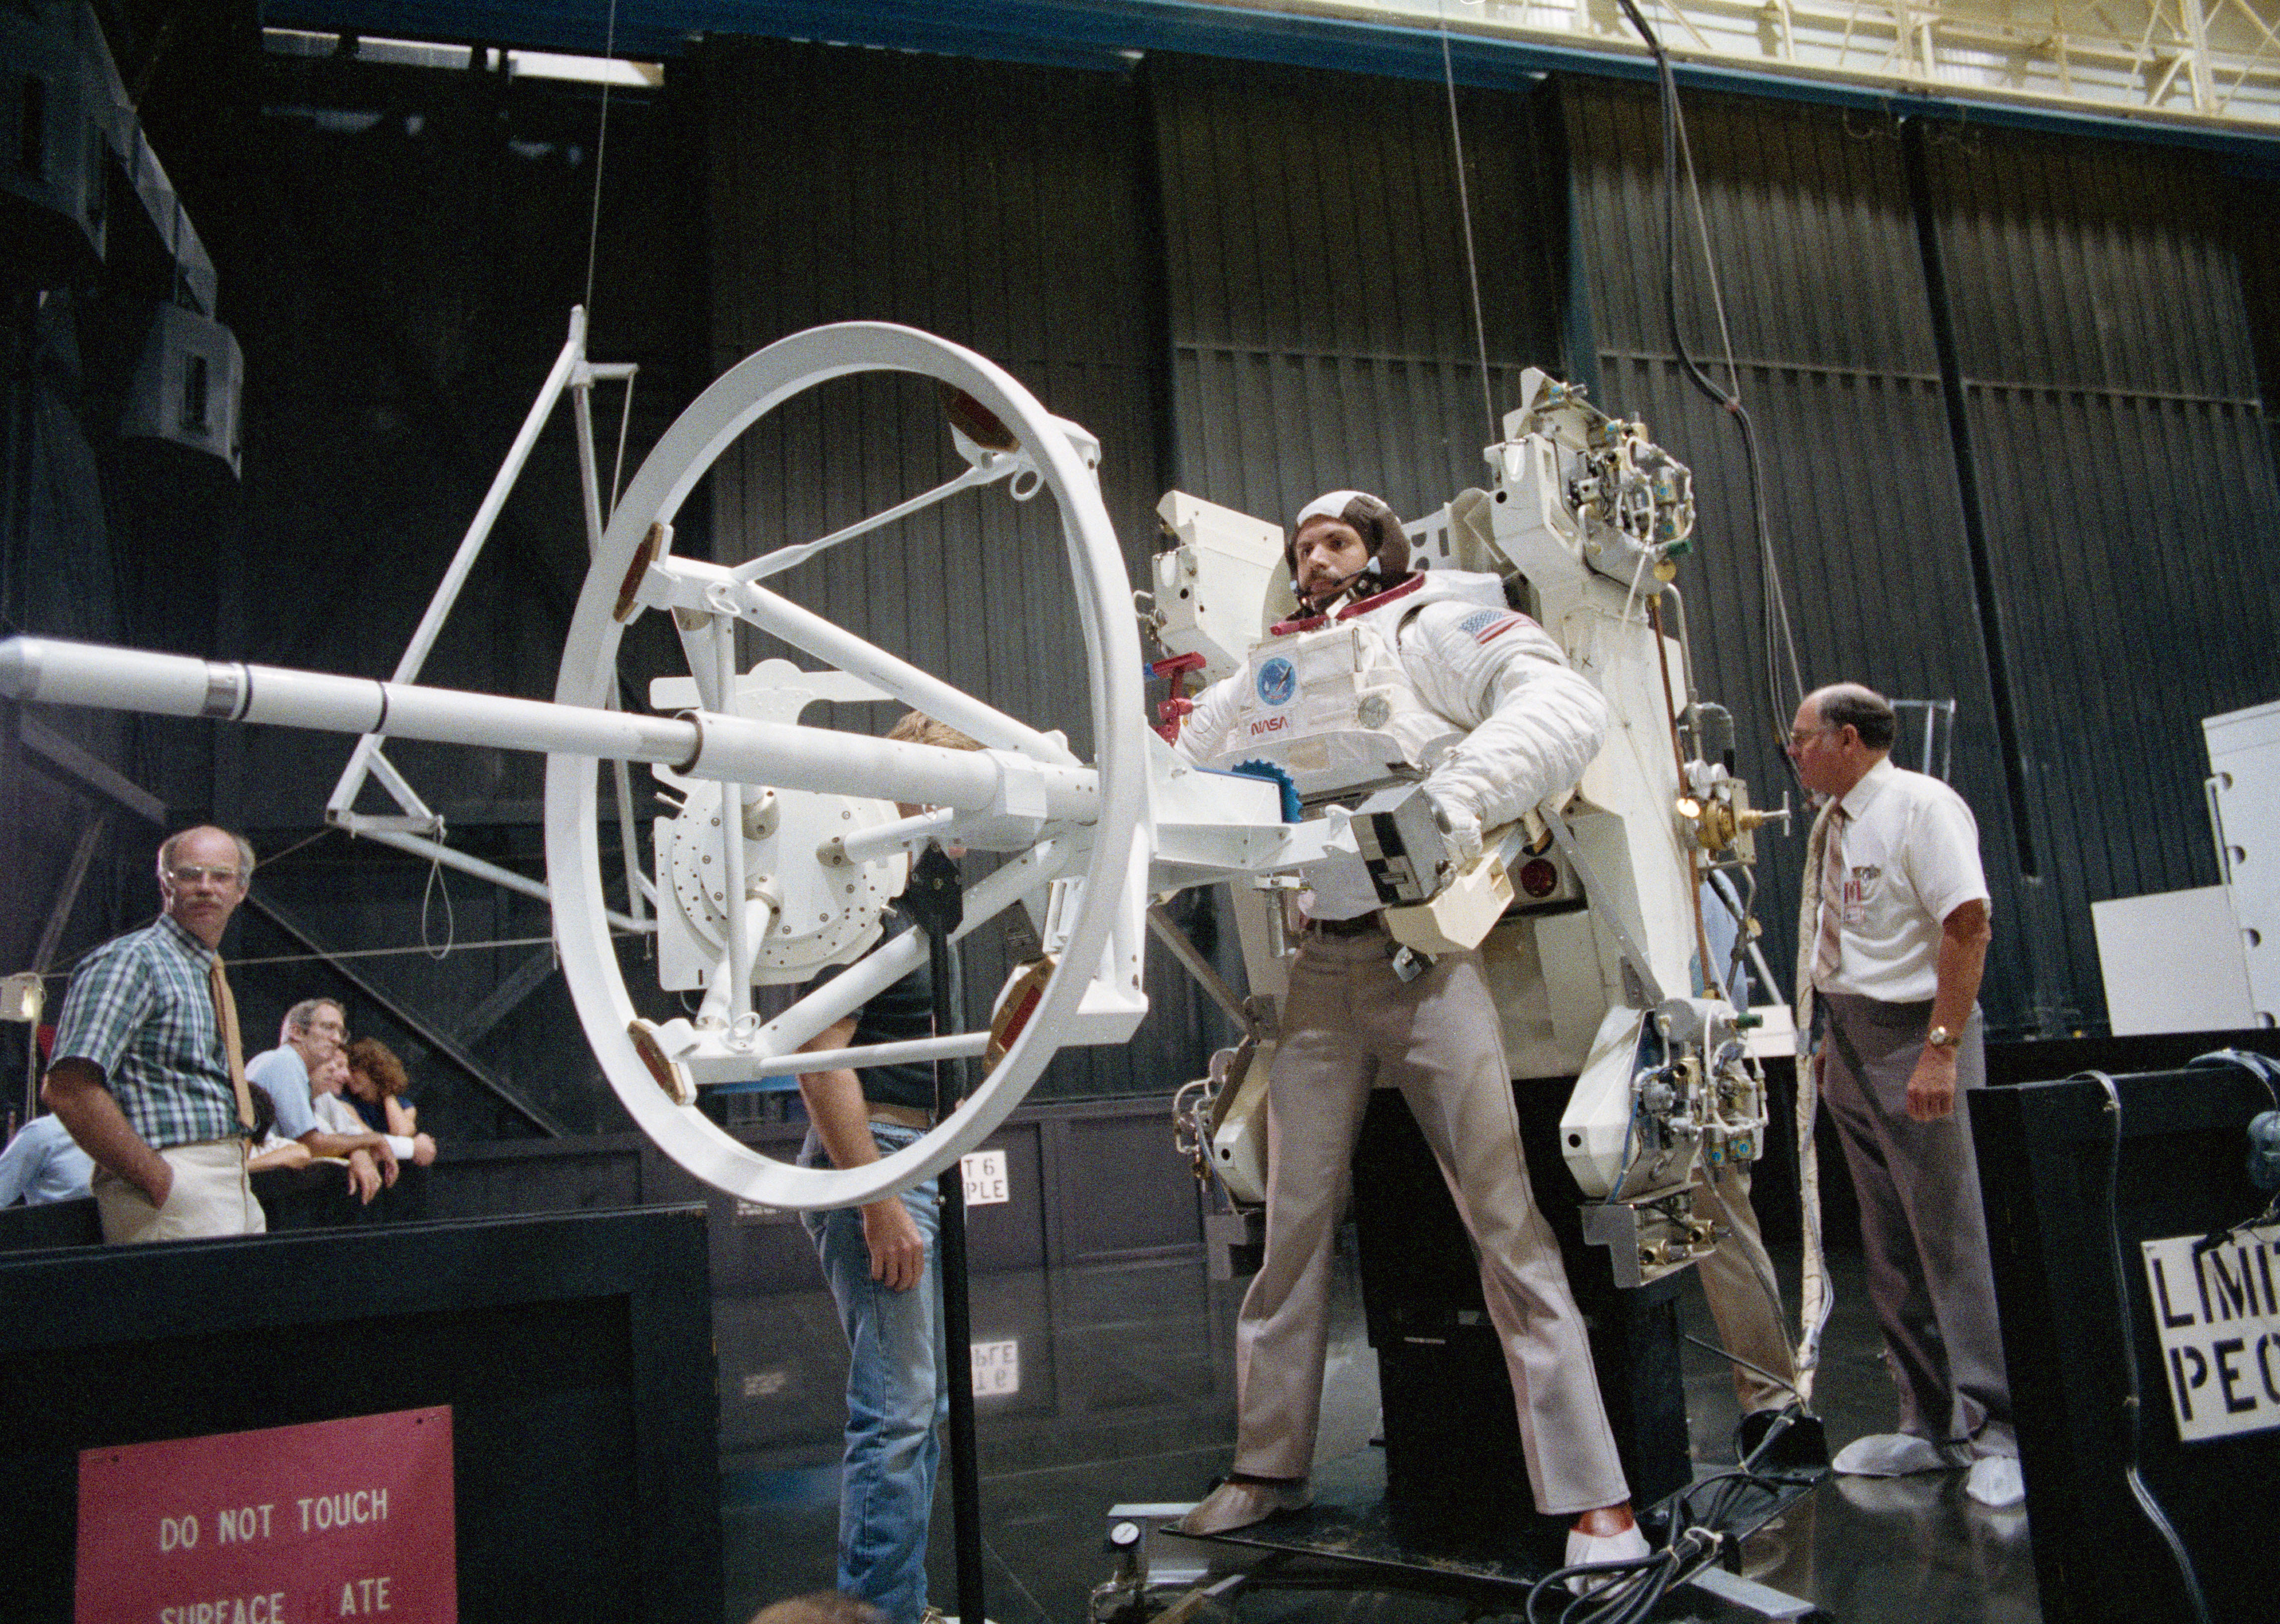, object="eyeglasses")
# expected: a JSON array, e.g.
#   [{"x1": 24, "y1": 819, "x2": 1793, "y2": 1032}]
[
  {"x1": 167, "y1": 865, "x2": 243, "y2": 886},
  {"x1": 1786, "y1": 726, "x2": 1834, "y2": 750}
]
